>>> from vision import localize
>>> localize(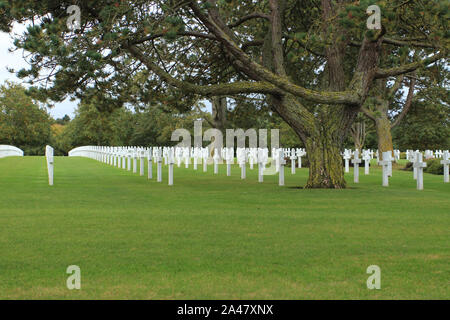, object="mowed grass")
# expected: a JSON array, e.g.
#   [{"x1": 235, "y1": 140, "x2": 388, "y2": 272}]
[{"x1": 0, "y1": 156, "x2": 448, "y2": 300}]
